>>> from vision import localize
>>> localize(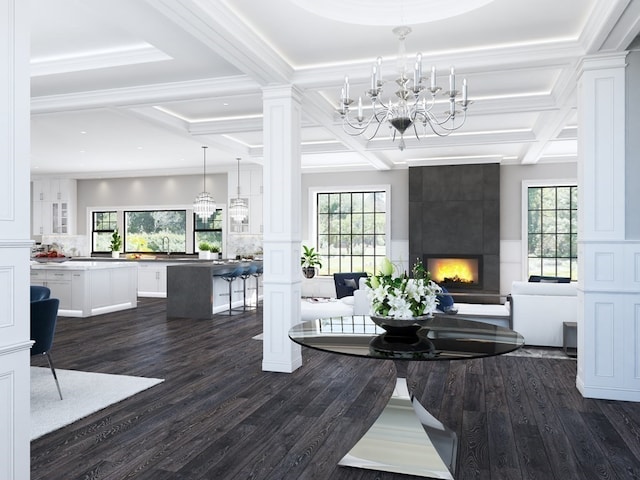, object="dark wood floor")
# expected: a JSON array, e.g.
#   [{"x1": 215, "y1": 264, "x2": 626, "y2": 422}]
[{"x1": 31, "y1": 298, "x2": 640, "y2": 480}]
